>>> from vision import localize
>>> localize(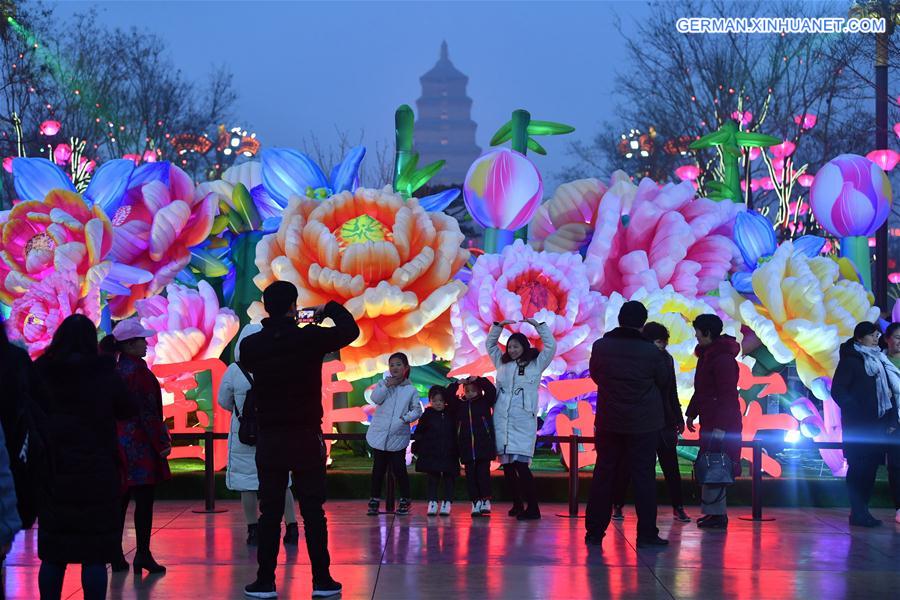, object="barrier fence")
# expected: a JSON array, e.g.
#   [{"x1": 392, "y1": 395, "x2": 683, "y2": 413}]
[{"x1": 173, "y1": 432, "x2": 848, "y2": 520}]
